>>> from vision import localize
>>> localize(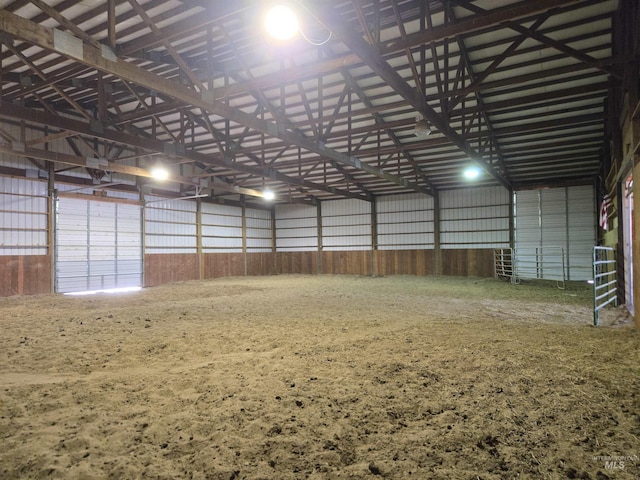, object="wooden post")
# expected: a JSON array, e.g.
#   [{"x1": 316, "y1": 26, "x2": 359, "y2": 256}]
[
  {"x1": 241, "y1": 195, "x2": 247, "y2": 276},
  {"x1": 47, "y1": 161, "x2": 55, "y2": 293},
  {"x1": 370, "y1": 195, "x2": 377, "y2": 276},
  {"x1": 271, "y1": 207, "x2": 276, "y2": 275},
  {"x1": 317, "y1": 201, "x2": 323, "y2": 274},
  {"x1": 434, "y1": 191, "x2": 442, "y2": 275},
  {"x1": 196, "y1": 197, "x2": 203, "y2": 280}
]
